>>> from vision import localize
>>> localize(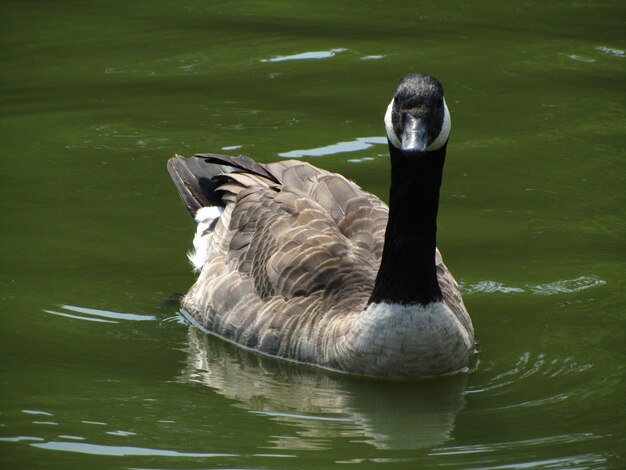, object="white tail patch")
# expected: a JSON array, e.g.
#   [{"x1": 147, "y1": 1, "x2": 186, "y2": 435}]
[{"x1": 188, "y1": 206, "x2": 223, "y2": 271}]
